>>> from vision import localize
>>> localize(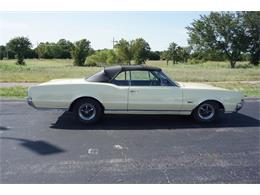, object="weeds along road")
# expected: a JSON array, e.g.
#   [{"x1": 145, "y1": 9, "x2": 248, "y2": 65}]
[{"x1": 0, "y1": 99, "x2": 259, "y2": 183}]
